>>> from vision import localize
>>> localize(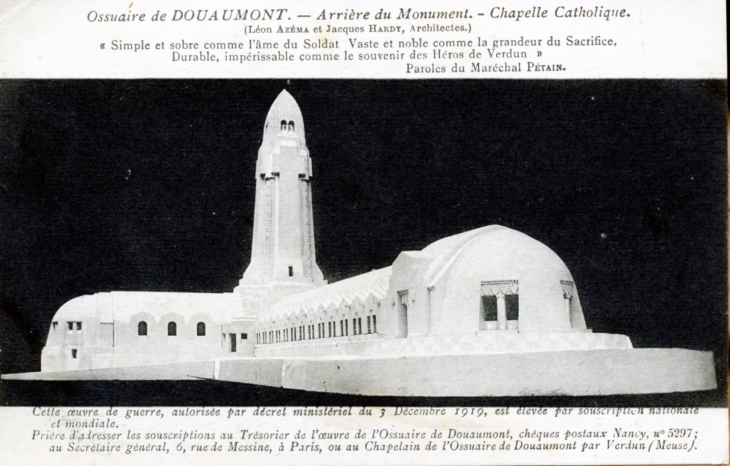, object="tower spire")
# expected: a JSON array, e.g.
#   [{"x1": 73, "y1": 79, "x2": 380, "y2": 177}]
[{"x1": 236, "y1": 90, "x2": 325, "y2": 310}]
